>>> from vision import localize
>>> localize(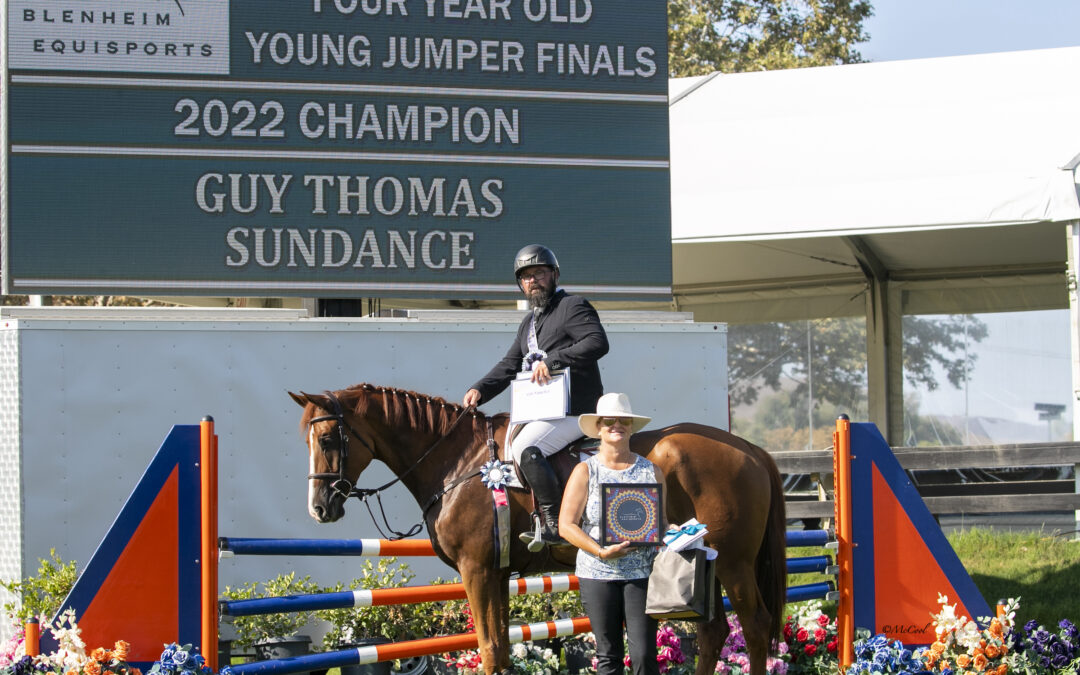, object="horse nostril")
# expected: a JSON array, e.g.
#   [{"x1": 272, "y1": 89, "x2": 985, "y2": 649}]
[{"x1": 313, "y1": 504, "x2": 326, "y2": 520}]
